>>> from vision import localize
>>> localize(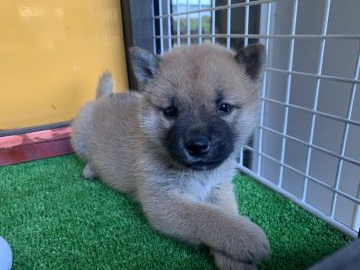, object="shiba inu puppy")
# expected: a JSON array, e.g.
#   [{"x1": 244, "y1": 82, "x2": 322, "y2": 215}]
[{"x1": 71, "y1": 43, "x2": 270, "y2": 269}]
